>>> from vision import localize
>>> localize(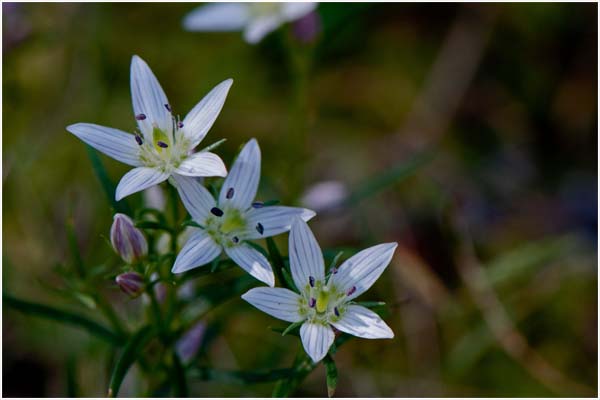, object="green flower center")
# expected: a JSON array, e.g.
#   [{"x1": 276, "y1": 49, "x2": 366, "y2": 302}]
[
  {"x1": 204, "y1": 207, "x2": 247, "y2": 247},
  {"x1": 138, "y1": 126, "x2": 190, "y2": 172},
  {"x1": 299, "y1": 280, "x2": 347, "y2": 324}
]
